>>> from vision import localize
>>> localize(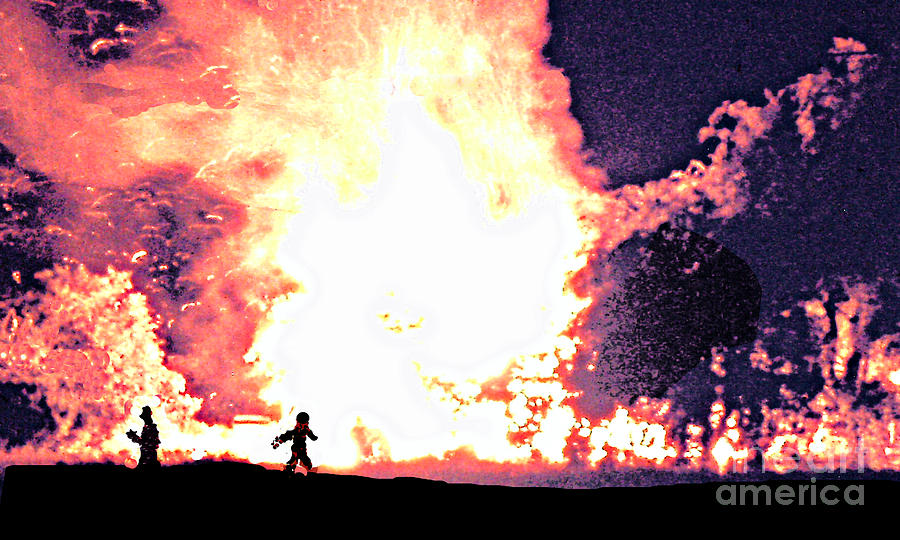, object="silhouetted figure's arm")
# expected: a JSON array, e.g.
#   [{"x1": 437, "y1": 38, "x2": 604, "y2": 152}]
[
  {"x1": 126, "y1": 429, "x2": 141, "y2": 444},
  {"x1": 272, "y1": 429, "x2": 294, "y2": 448},
  {"x1": 307, "y1": 428, "x2": 317, "y2": 441}
]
